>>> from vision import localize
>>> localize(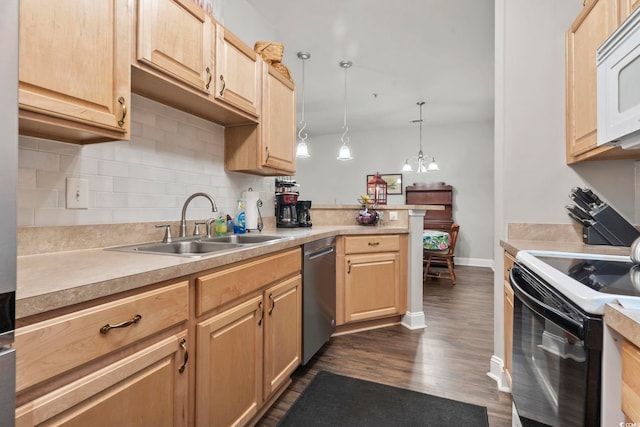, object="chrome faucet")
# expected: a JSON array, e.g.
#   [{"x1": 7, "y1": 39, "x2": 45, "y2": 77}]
[{"x1": 180, "y1": 192, "x2": 217, "y2": 237}]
